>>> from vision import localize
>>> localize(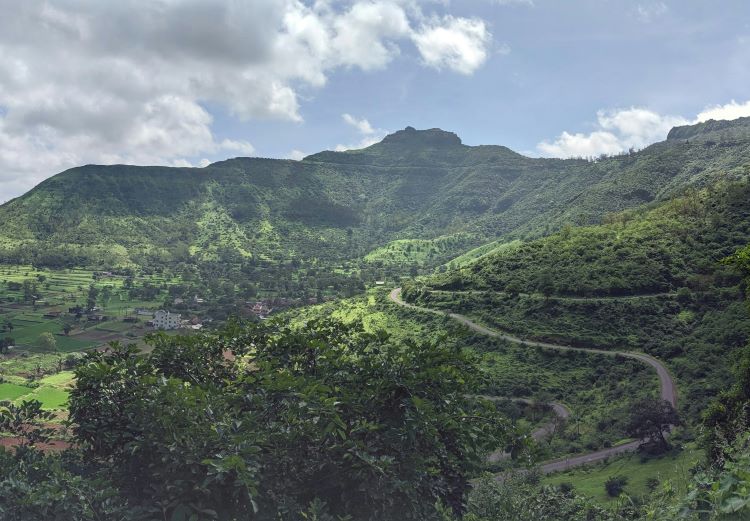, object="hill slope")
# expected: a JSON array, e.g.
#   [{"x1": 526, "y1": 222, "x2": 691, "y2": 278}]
[
  {"x1": 1, "y1": 121, "x2": 749, "y2": 274},
  {"x1": 404, "y1": 180, "x2": 750, "y2": 418}
]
